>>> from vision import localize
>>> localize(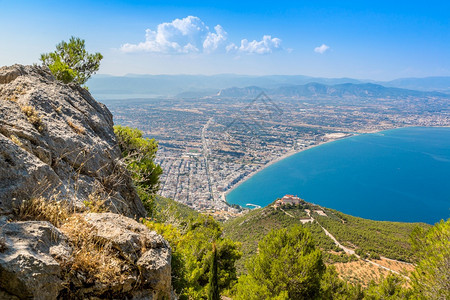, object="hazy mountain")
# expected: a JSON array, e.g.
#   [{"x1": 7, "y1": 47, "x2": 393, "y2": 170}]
[
  {"x1": 88, "y1": 74, "x2": 450, "y2": 99},
  {"x1": 382, "y1": 77, "x2": 450, "y2": 93},
  {"x1": 88, "y1": 74, "x2": 364, "y2": 98},
  {"x1": 216, "y1": 82, "x2": 448, "y2": 99}
]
